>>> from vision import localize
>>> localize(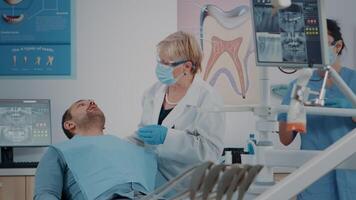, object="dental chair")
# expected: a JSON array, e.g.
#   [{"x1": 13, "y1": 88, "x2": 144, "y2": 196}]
[{"x1": 142, "y1": 161, "x2": 263, "y2": 200}]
